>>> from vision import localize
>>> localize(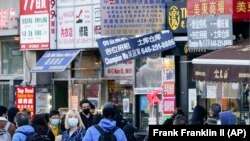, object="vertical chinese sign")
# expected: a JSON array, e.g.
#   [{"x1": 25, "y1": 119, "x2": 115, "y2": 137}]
[
  {"x1": 162, "y1": 56, "x2": 176, "y2": 117},
  {"x1": 20, "y1": 0, "x2": 50, "y2": 50},
  {"x1": 166, "y1": 0, "x2": 187, "y2": 33},
  {"x1": 15, "y1": 86, "x2": 35, "y2": 117},
  {"x1": 233, "y1": 0, "x2": 250, "y2": 21}
]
